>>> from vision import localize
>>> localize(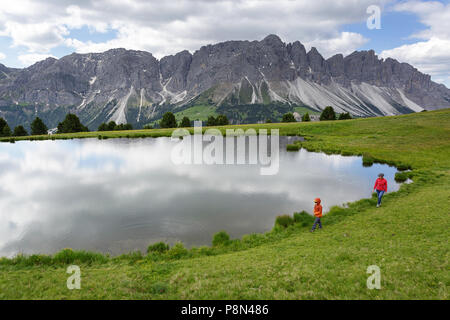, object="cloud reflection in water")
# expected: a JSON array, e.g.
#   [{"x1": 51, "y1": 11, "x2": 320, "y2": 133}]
[{"x1": 0, "y1": 138, "x2": 400, "y2": 256}]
